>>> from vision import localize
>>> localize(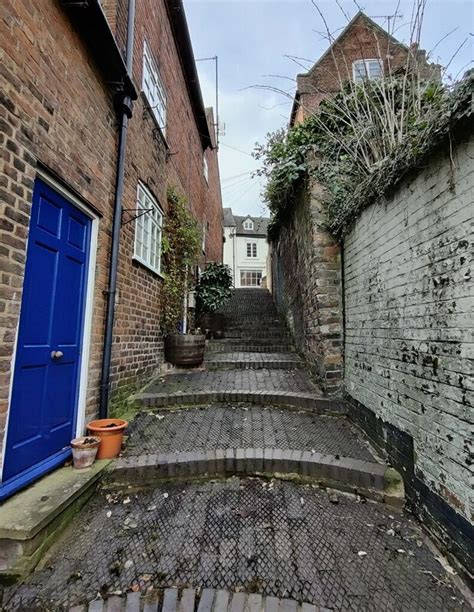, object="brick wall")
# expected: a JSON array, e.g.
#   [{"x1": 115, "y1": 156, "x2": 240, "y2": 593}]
[
  {"x1": 344, "y1": 135, "x2": 473, "y2": 571},
  {"x1": 294, "y1": 13, "x2": 438, "y2": 123},
  {"x1": 0, "y1": 0, "x2": 223, "y2": 474},
  {"x1": 271, "y1": 178, "x2": 343, "y2": 395},
  {"x1": 0, "y1": 0, "x2": 118, "y2": 468}
]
